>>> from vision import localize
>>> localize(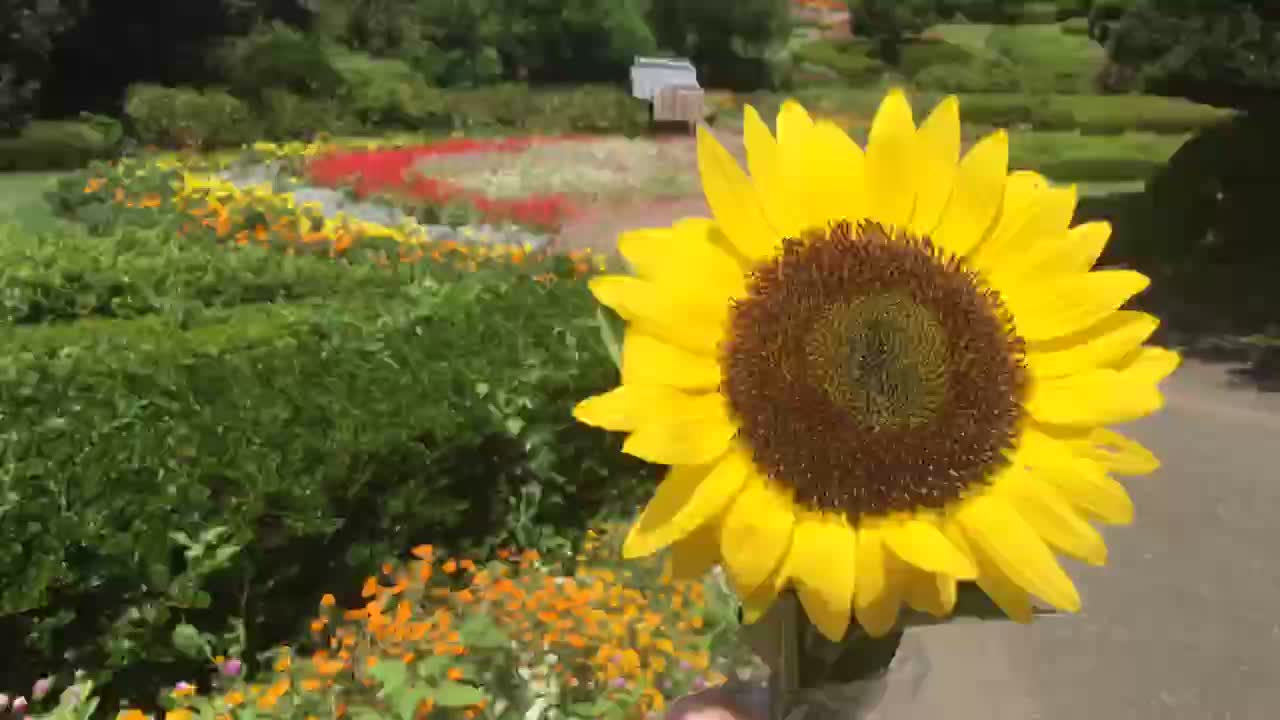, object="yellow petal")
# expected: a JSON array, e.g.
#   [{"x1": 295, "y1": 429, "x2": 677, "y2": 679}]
[
  {"x1": 777, "y1": 512, "x2": 857, "y2": 642},
  {"x1": 743, "y1": 106, "x2": 804, "y2": 237},
  {"x1": 1024, "y1": 310, "x2": 1167, "y2": 379},
  {"x1": 955, "y1": 494, "x2": 1081, "y2": 612},
  {"x1": 621, "y1": 330, "x2": 722, "y2": 389},
  {"x1": 623, "y1": 414, "x2": 737, "y2": 465},
  {"x1": 985, "y1": 170, "x2": 1050, "y2": 248},
  {"x1": 782, "y1": 121, "x2": 866, "y2": 231},
  {"x1": 1009, "y1": 220, "x2": 1112, "y2": 282},
  {"x1": 739, "y1": 567, "x2": 785, "y2": 625},
  {"x1": 663, "y1": 519, "x2": 722, "y2": 583},
  {"x1": 883, "y1": 518, "x2": 978, "y2": 579},
  {"x1": 697, "y1": 126, "x2": 779, "y2": 261},
  {"x1": 976, "y1": 185, "x2": 1078, "y2": 278},
  {"x1": 1027, "y1": 367, "x2": 1163, "y2": 426},
  {"x1": 720, "y1": 475, "x2": 795, "y2": 597},
  {"x1": 1114, "y1": 346, "x2": 1181, "y2": 385},
  {"x1": 864, "y1": 88, "x2": 917, "y2": 231},
  {"x1": 617, "y1": 219, "x2": 747, "y2": 302},
  {"x1": 1026, "y1": 311, "x2": 1161, "y2": 379},
  {"x1": 623, "y1": 450, "x2": 751, "y2": 558},
  {"x1": 1061, "y1": 427, "x2": 1161, "y2": 476},
  {"x1": 942, "y1": 519, "x2": 1034, "y2": 623},
  {"x1": 903, "y1": 567, "x2": 957, "y2": 618},
  {"x1": 573, "y1": 385, "x2": 705, "y2": 431},
  {"x1": 909, "y1": 95, "x2": 960, "y2": 236},
  {"x1": 854, "y1": 543, "x2": 904, "y2": 637},
  {"x1": 932, "y1": 130, "x2": 1009, "y2": 257},
  {"x1": 853, "y1": 522, "x2": 886, "y2": 608},
  {"x1": 775, "y1": 99, "x2": 814, "y2": 145},
  {"x1": 1004, "y1": 270, "x2": 1150, "y2": 342},
  {"x1": 1021, "y1": 428, "x2": 1136, "y2": 524},
  {"x1": 588, "y1": 275, "x2": 726, "y2": 354},
  {"x1": 1003, "y1": 466, "x2": 1108, "y2": 566}
]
